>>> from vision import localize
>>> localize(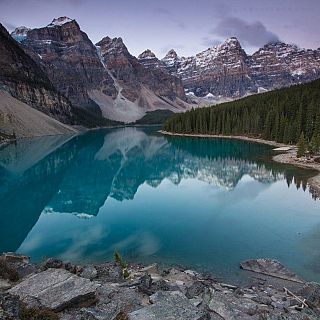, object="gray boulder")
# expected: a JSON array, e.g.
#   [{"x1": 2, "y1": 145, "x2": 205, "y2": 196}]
[
  {"x1": 80, "y1": 265, "x2": 98, "y2": 280},
  {"x1": 240, "y1": 259, "x2": 304, "y2": 283},
  {"x1": 9, "y1": 268, "x2": 99, "y2": 311},
  {"x1": 186, "y1": 281, "x2": 205, "y2": 299},
  {"x1": 128, "y1": 291, "x2": 207, "y2": 320},
  {"x1": 42, "y1": 258, "x2": 64, "y2": 269},
  {"x1": 0, "y1": 293, "x2": 20, "y2": 319}
]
